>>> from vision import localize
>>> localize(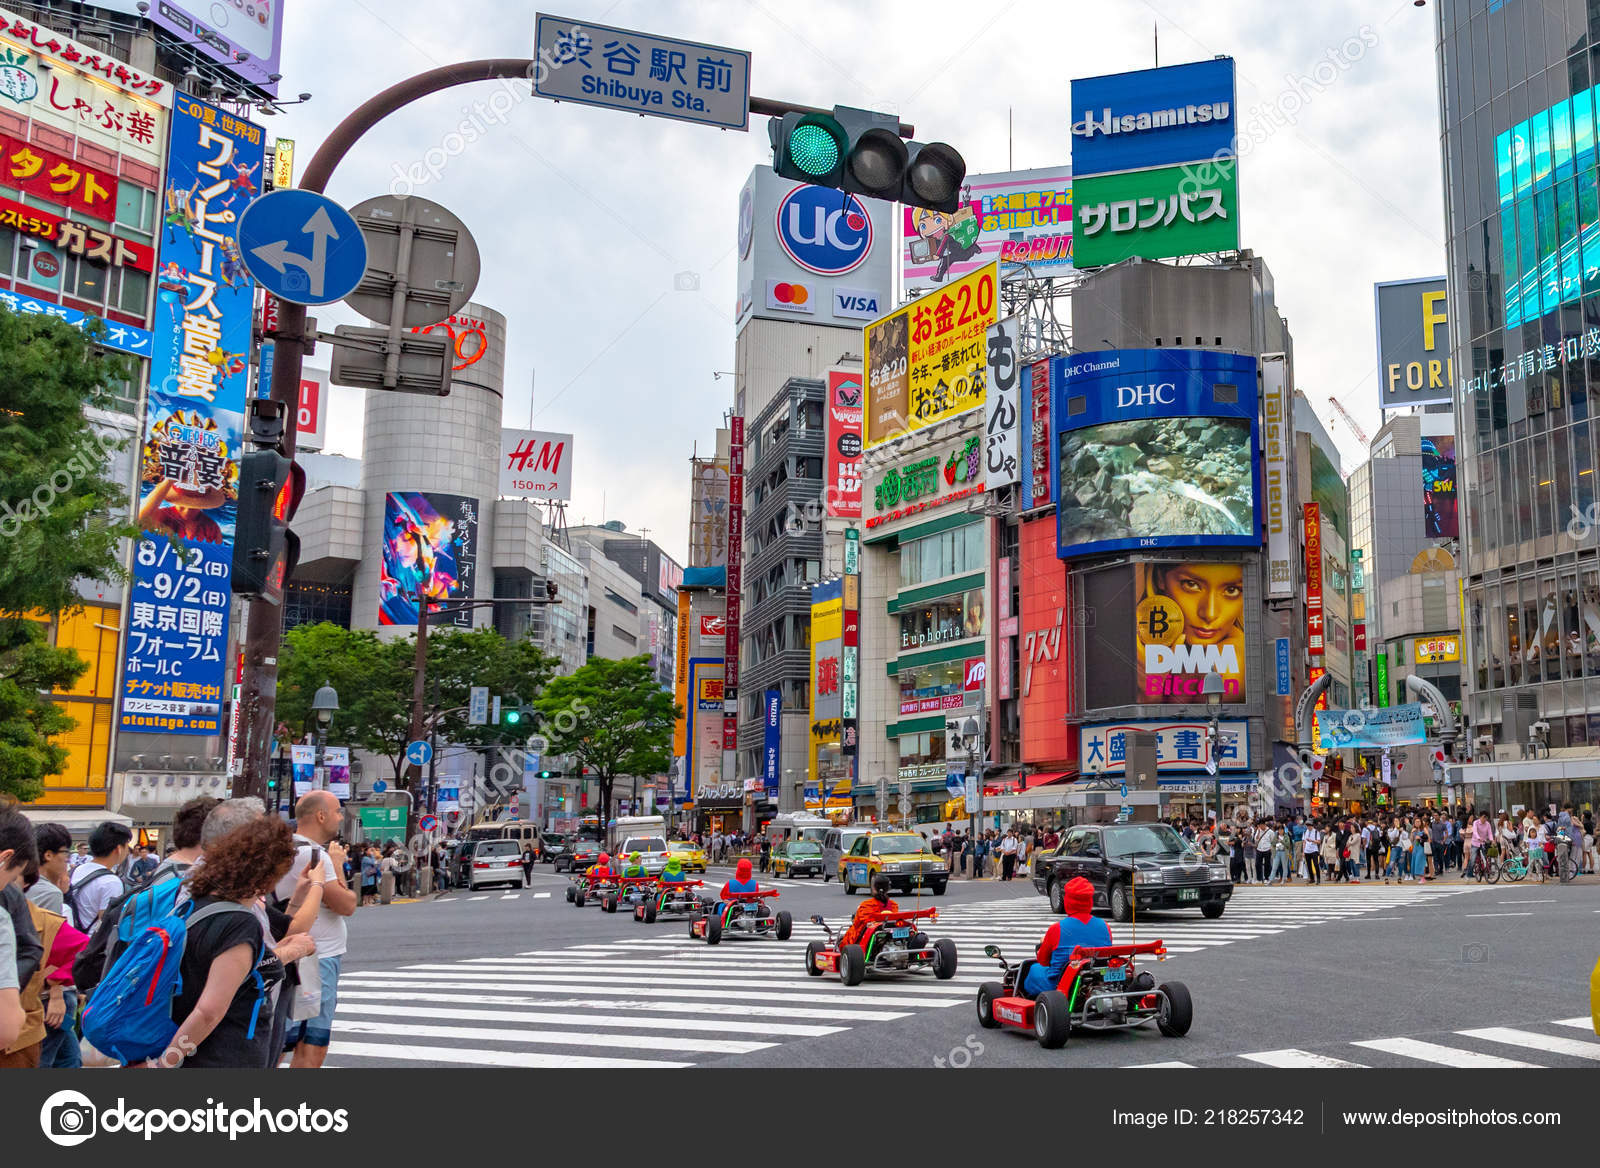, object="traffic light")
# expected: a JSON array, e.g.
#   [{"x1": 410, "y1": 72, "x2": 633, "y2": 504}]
[
  {"x1": 536, "y1": 769, "x2": 561, "y2": 779},
  {"x1": 768, "y1": 105, "x2": 967, "y2": 212},
  {"x1": 504, "y1": 706, "x2": 523, "y2": 727},
  {"x1": 231, "y1": 448, "x2": 304, "y2": 603}
]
